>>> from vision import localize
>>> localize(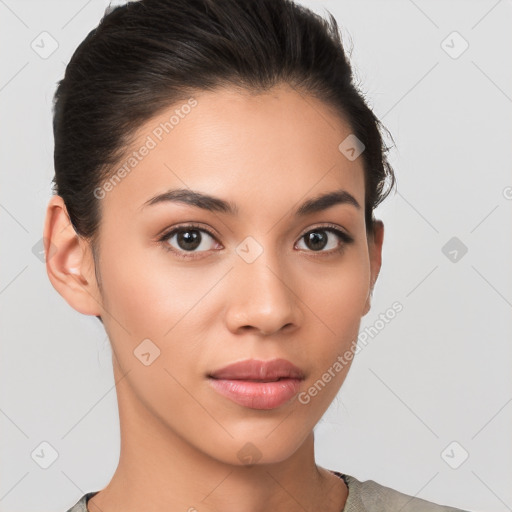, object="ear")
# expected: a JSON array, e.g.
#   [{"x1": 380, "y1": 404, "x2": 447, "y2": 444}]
[
  {"x1": 43, "y1": 195, "x2": 103, "y2": 317},
  {"x1": 362, "y1": 219, "x2": 384, "y2": 316}
]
